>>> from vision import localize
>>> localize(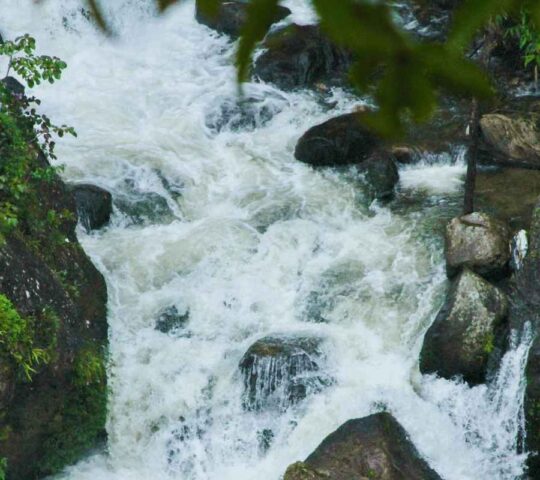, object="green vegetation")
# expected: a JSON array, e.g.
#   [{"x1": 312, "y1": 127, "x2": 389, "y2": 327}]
[
  {"x1": 87, "y1": 0, "x2": 540, "y2": 137},
  {"x1": 0, "y1": 457, "x2": 6, "y2": 480},
  {"x1": 38, "y1": 344, "x2": 107, "y2": 475},
  {"x1": 507, "y1": 8, "x2": 540, "y2": 87},
  {"x1": 0, "y1": 35, "x2": 75, "y2": 238},
  {"x1": 0, "y1": 294, "x2": 51, "y2": 381}
]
